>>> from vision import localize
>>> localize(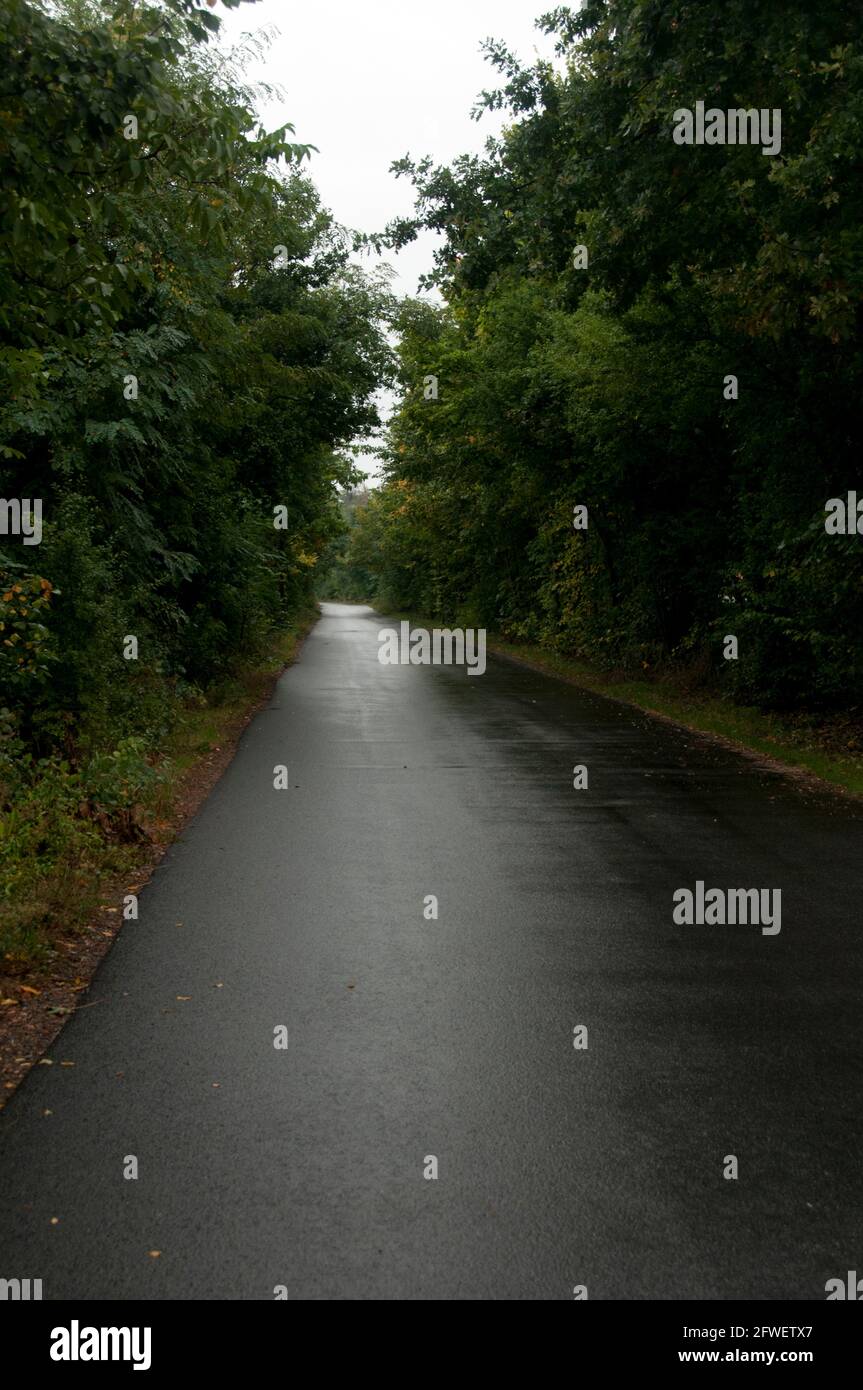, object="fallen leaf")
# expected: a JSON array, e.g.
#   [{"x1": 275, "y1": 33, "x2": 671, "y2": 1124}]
[
  {"x1": 50, "y1": 1217, "x2": 60, "y2": 1225},
  {"x1": 43, "y1": 1109, "x2": 52, "y2": 1116},
  {"x1": 20, "y1": 984, "x2": 41, "y2": 996},
  {"x1": 38, "y1": 1058, "x2": 53, "y2": 1066},
  {"x1": 148, "y1": 1250, "x2": 161, "y2": 1259},
  {"x1": 60, "y1": 1061, "x2": 75, "y2": 1068},
  {"x1": 176, "y1": 995, "x2": 191, "y2": 1001}
]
